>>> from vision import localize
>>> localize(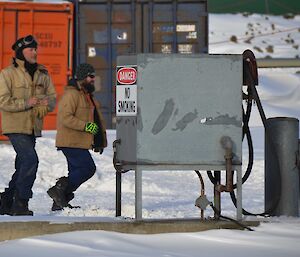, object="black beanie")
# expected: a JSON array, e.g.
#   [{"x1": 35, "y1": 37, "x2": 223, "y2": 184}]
[
  {"x1": 12, "y1": 35, "x2": 38, "y2": 60},
  {"x1": 75, "y1": 63, "x2": 95, "y2": 81}
]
